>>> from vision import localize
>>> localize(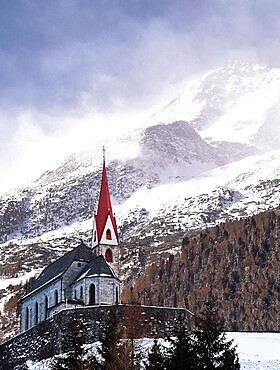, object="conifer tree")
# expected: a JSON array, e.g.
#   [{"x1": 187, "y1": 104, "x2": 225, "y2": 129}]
[
  {"x1": 99, "y1": 310, "x2": 121, "y2": 370},
  {"x1": 194, "y1": 303, "x2": 240, "y2": 370},
  {"x1": 165, "y1": 316, "x2": 196, "y2": 370},
  {"x1": 116, "y1": 338, "x2": 141, "y2": 370},
  {"x1": 144, "y1": 339, "x2": 167, "y2": 370}
]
